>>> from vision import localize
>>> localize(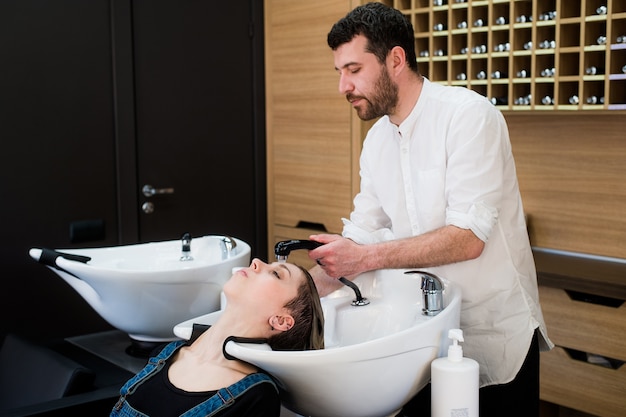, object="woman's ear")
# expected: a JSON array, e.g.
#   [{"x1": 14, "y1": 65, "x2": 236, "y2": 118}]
[{"x1": 269, "y1": 314, "x2": 294, "y2": 332}]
